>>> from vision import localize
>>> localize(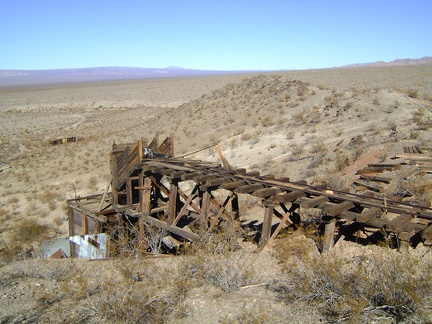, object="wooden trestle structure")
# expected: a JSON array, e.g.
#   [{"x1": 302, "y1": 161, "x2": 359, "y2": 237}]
[{"x1": 67, "y1": 136, "x2": 432, "y2": 257}]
